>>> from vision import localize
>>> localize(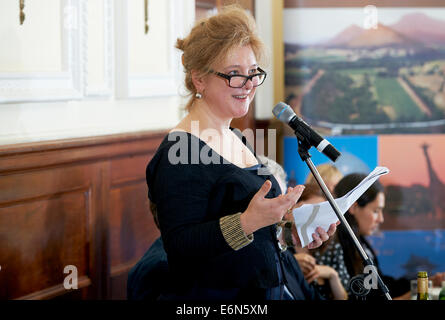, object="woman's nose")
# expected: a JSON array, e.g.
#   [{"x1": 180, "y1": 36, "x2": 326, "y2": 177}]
[
  {"x1": 243, "y1": 78, "x2": 254, "y2": 90},
  {"x1": 377, "y1": 211, "x2": 384, "y2": 224}
]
